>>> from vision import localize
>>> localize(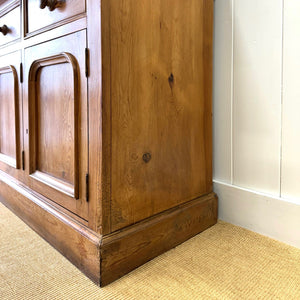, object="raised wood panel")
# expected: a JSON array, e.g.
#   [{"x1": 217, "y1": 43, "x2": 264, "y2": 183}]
[
  {"x1": 29, "y1": 53, "x2": 79, "y2": 199},
  {"x1": 24, "y1": 31, "x2": 88, "y2": 219},
  {"x1": 0, "y1": 65, "x2": 17, "y2": 166},
  {"x1": 0, "y1": 51, "x2": 22, "y2": 179},
  {"x1": 26, "y1": 0, "x2": 85, "y2": 34},
  {"x1": 0, "y1": 72, "x2": 15, "y2": 159},
  {"x1": 107, "y1": 0, "x2": 214, "y2": 231},
  {"x1": 233, "y1": 0, "x2": 281, "y2": 195},
  {"x1": 37, "y1": 64, "x2": 75, "y2": 186},
  {"x1": 0, "y1": 6, "x2": 20, "y2": 46},
  {"x1": 0, "y1": 51, "x2": 21, "y2": 173}
]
